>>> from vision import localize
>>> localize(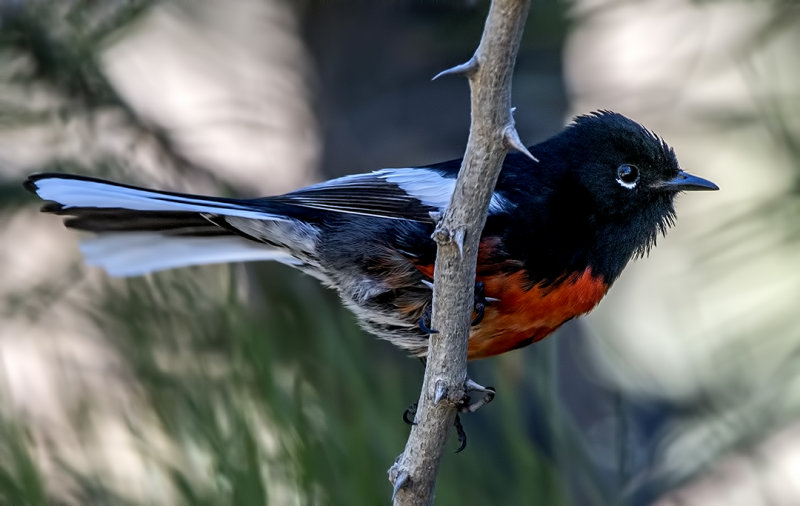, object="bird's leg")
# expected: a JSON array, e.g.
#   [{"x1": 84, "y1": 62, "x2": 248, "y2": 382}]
[
  {"x1": 401, "y1": 377, "x2": 496, "y2": 452},
  {"x1": 409, "y1": 294, "x2": 498, "y2": 451},
  {"x1": 471, "y1": 281, "x2": 499, "y2": 326},
  {"x1": 420, "y1": 280, "x2": 495, "y2": 329},
  {"x1": 450, "y1": 377, "x2": 496, "y2": 452}
]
